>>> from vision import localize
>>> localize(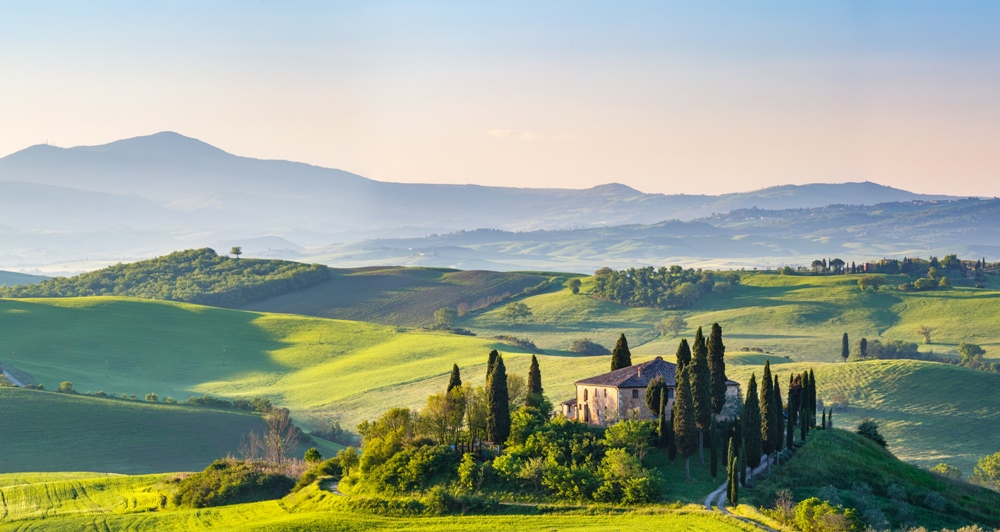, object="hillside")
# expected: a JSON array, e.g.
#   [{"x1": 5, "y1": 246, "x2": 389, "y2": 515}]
[
  {"x1": 0, "y1": 388, "x2": 340, "y2": 474},
  {"x1": 746, "y1": 429, "x2": 1000, "y2": 529},
  {"x1": 0, "y1": 248, "x2": 330, "y2": 308},
  {"x1": 0, "y1": 270, "x2": 45, "y2": 287},
  {"x1": 242, "y1": 266, "x2": 557, "y2": 326}
]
